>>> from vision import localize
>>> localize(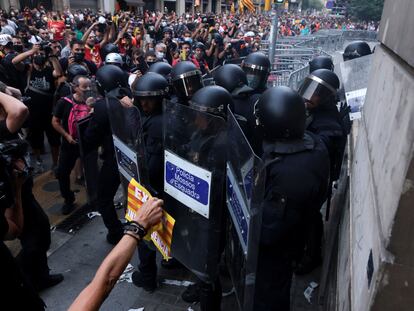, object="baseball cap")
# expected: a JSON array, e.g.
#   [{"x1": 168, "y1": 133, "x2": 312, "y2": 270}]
[{"x1": 0, "y1": 34, "x2": 12, "y2": 46}]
